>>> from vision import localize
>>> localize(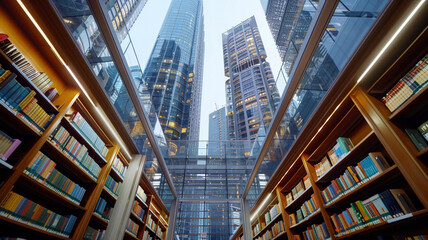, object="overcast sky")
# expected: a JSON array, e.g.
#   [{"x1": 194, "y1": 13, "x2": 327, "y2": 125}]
[{"x1": 130, "y1": 0, "x2": 282, "y2": 140}]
